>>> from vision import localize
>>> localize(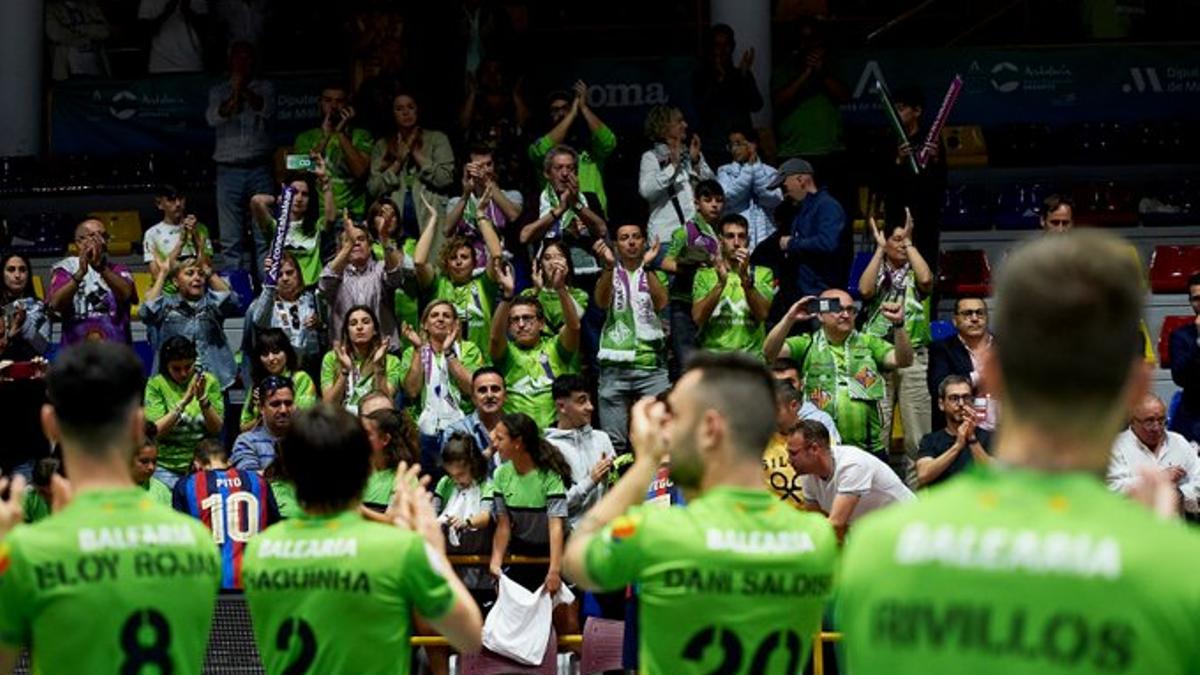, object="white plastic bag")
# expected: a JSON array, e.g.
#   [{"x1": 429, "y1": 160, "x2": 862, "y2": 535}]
[
  {"x1": 481, "y1": 574, "x2": 575, "y2": 665},
  {"x1": 437, "y1": 485, "x2": 483, "y2": 547}
]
